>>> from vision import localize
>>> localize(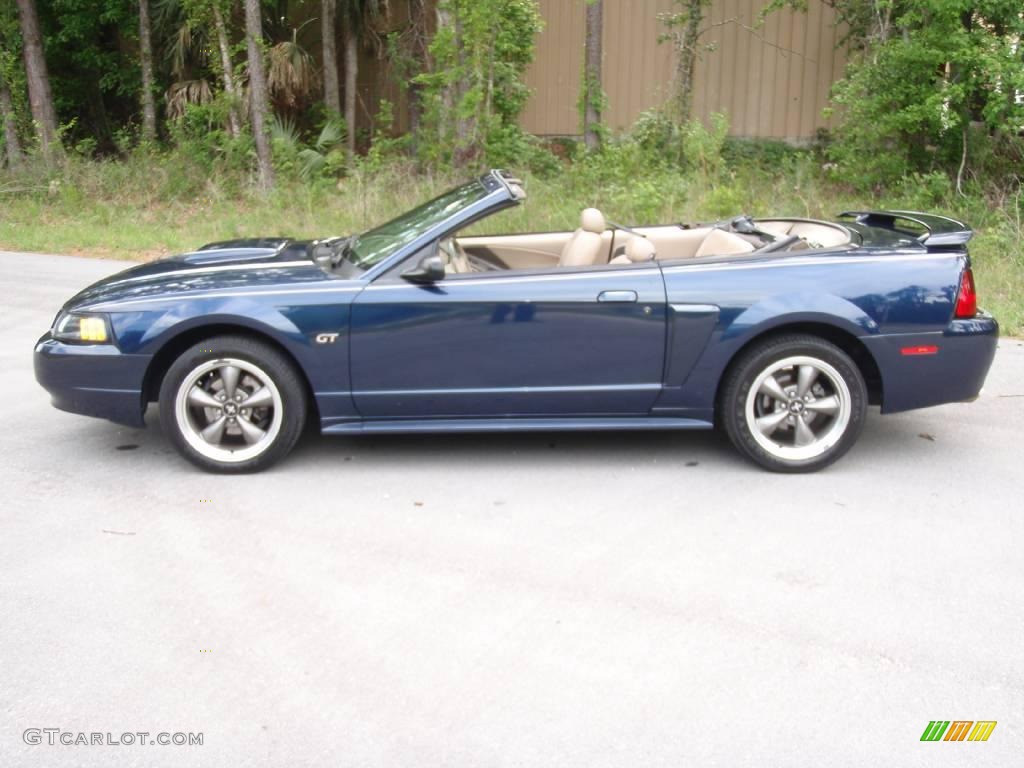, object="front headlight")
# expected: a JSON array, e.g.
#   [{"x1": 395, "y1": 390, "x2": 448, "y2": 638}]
[{"x1": 53, "y1": 311, "x2": 112, "y2": 343}]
